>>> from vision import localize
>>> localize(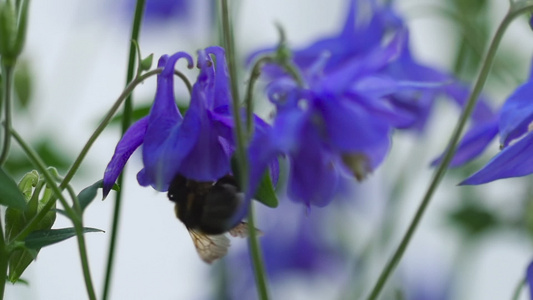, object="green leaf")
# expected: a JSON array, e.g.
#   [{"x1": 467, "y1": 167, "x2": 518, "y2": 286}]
[
  {"x1": 10, "y1": 277, "x2": 29, "y2": 285},
  {"x1": 254, "y1": 172, "x2": 278, "y2": 208},
  {"x1": 140, "y1": 53, "x2": 154, "y2": 72},
  {"x1": 14, "y1": 60, "x2": 32, "y2": 109},
  {"x1": 447, "y1": 201, "x2": 498, "y2": 238},
  {"x1": 230, "y1": 156, "x2": 279, "y2": 208},
  {"x1": 25, "y1": 227, "x2": 104, "y2": 249},
  {"x1": 0, "y1": 167, "x2": 26, "y2": 210},
  {"x1": 78, "y1": 180, "x2": 102, "y2": 213}
]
